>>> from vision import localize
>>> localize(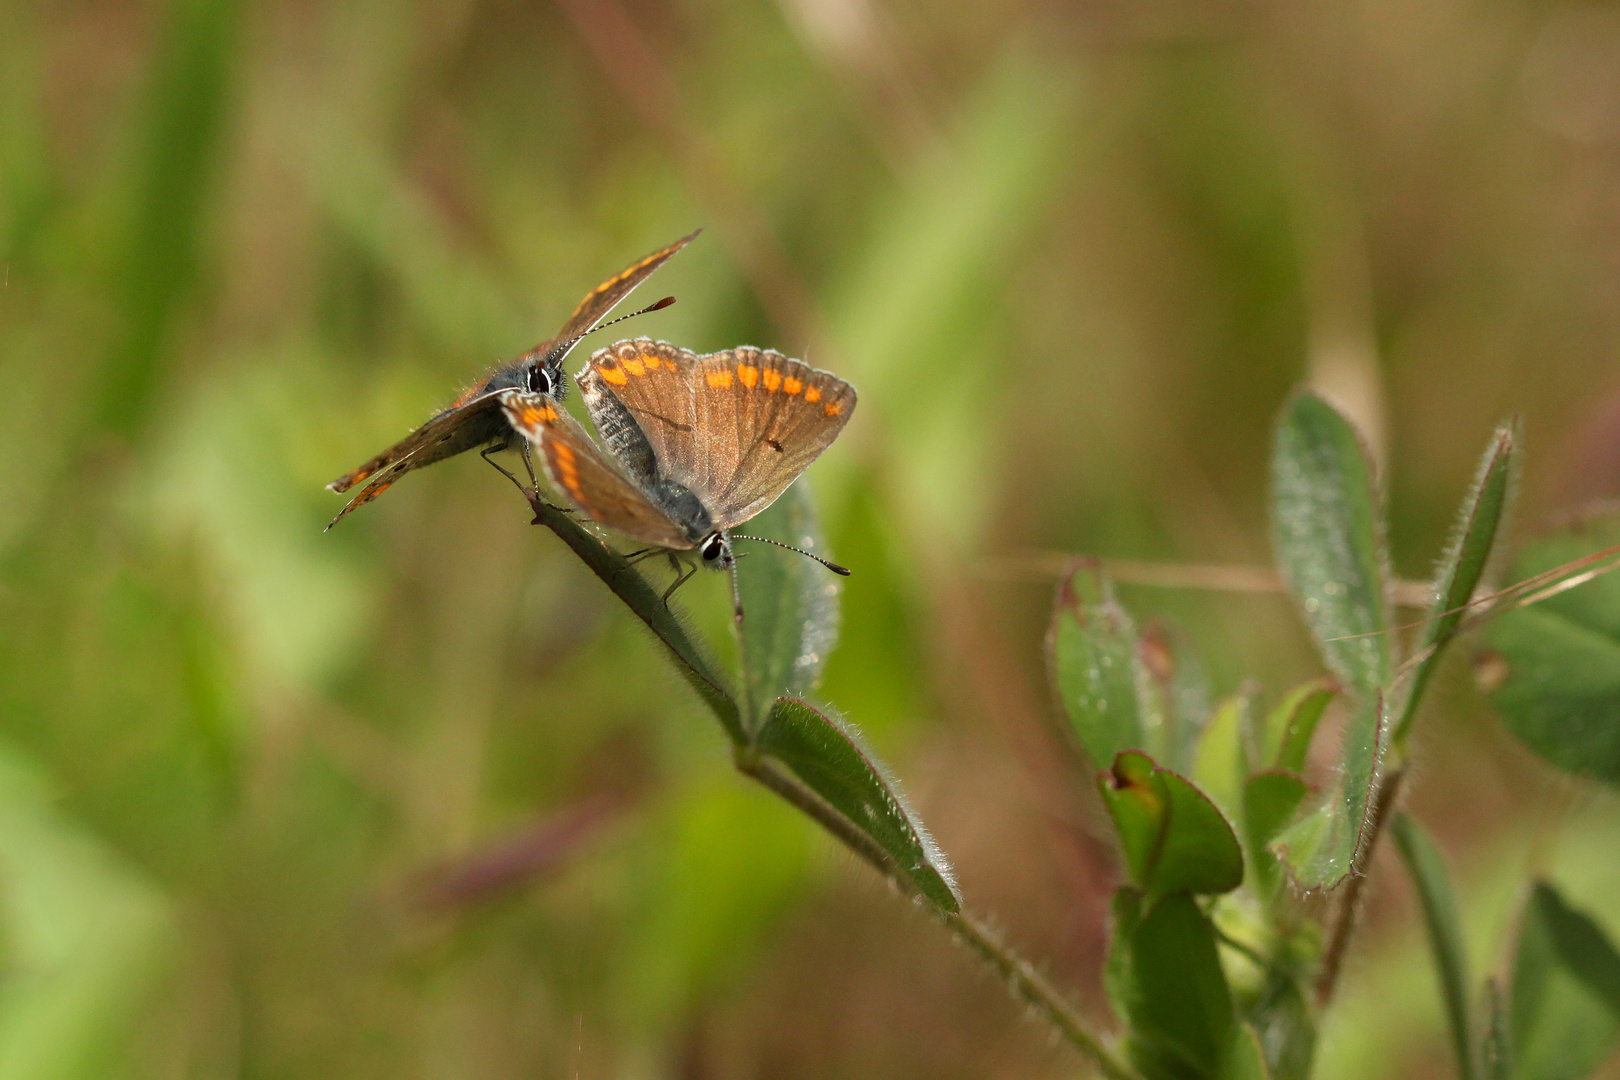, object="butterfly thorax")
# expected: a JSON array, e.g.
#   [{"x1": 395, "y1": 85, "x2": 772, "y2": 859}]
[{"x1": 646, "y1": 479, "x2": 714, "y2": 546}]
